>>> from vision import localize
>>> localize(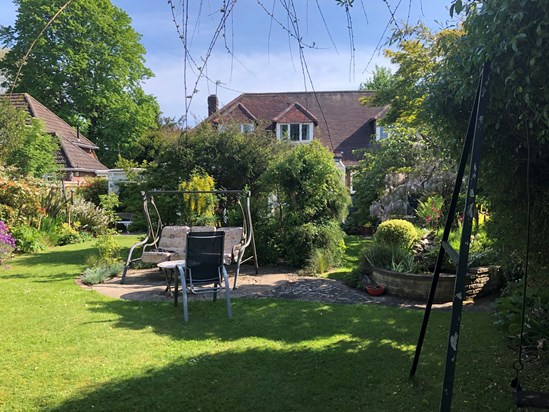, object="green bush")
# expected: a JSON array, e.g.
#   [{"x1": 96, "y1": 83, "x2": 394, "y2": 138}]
[
  {"x1": 494, "y1": 283, "x2": 549, "y2": 348},
  {"x1": 363, "y1": 242, "x2": 418, "y2": 273},
  {"x1": 91, "y1": 234, "x2": 121, "y2": 266},
  {"x1": 11, "y1": 225, "x2": 48, "y2": 253},
  {"x1": 283, "y1": 221, "x2": 346, "y2": 269},
  {"x1": 56, "y1": 223, "x2": 86, "y2": 246},
  {"x1": 77, "y1": 177, "x2": 108, "y2": 206},
  {"x1": 81, "y1": 262, "x2": 124, "y2": 285},
  {"x1": 374, "y1": 219, "x2": 419, "y2": 249},
  {"x1": 70, "y1": 198, "x2": 111, "y2": 236}
]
